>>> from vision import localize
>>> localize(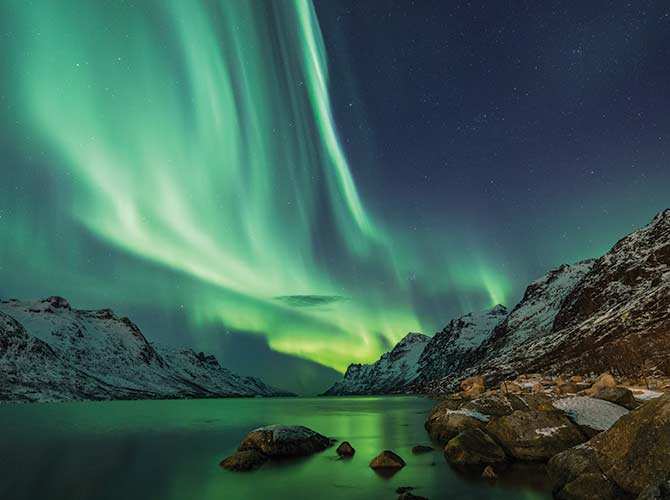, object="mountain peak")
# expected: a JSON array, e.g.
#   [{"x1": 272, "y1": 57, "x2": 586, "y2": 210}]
[{"x1": 653, "y1": 208, "x2": 670, "y2": 223}]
